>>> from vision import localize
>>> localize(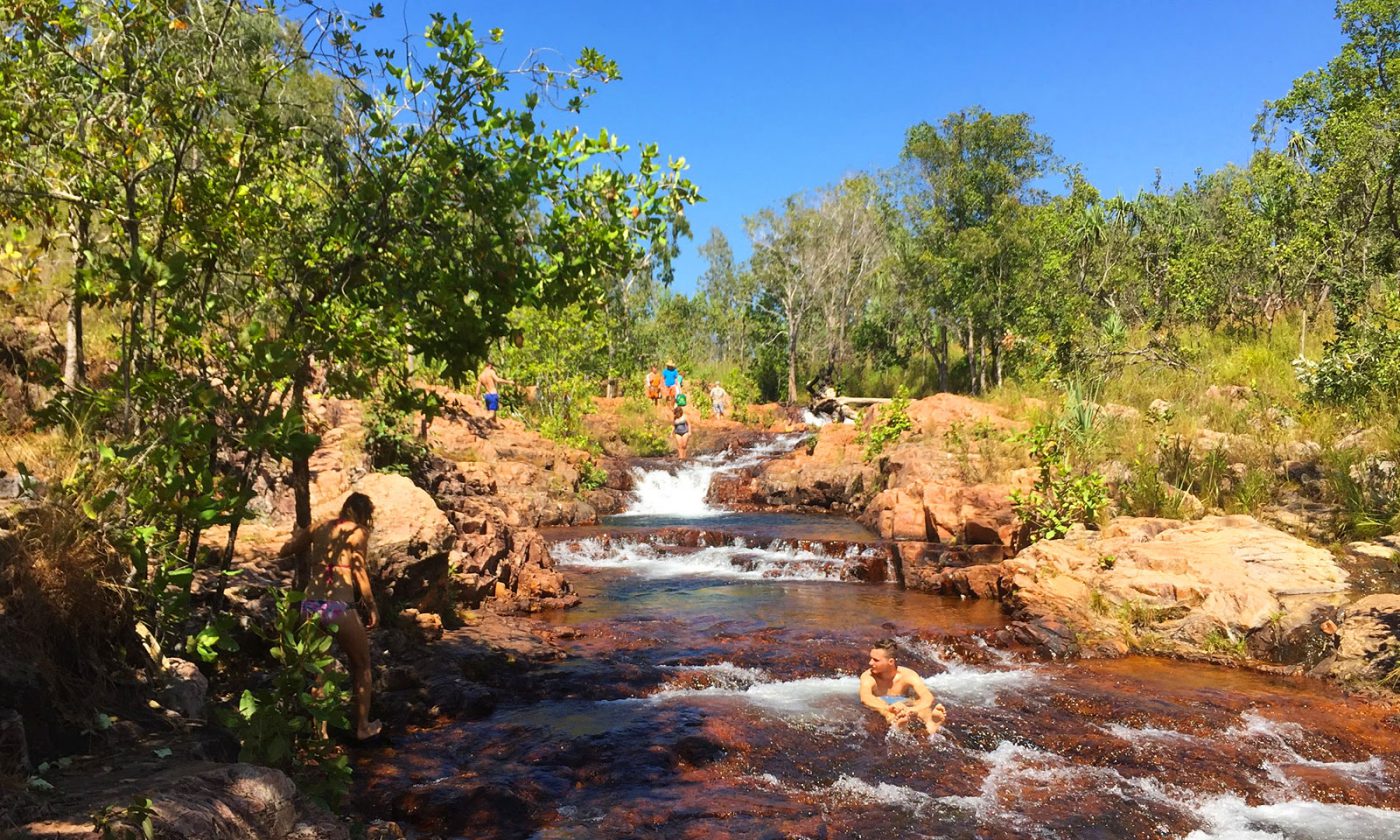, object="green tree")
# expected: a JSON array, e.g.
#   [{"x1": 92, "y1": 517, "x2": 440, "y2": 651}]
[
  {"x1": 897, "y1": 107, "x2": 1057, "y2": 393},
  {"x1": 1265, "y1": 0, "x2": 1400, "y2": 401}
]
